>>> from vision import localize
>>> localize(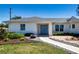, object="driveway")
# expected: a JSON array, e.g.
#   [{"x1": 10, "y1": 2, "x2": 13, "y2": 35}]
[{"x1": 39, "y1": 37, "x2": 79, "y2": 54}]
